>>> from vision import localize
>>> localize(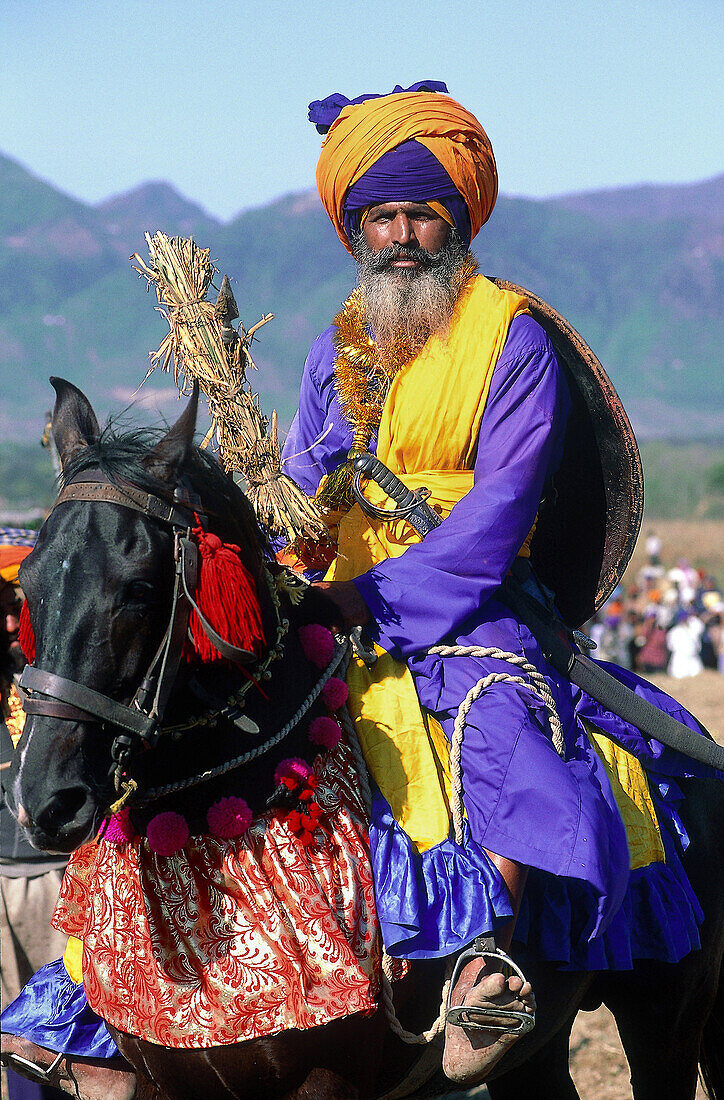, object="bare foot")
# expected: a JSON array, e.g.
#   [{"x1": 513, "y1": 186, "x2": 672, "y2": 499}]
[{"x1": 442, "y1": 957, "x2": 536, "y2": 1085}]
